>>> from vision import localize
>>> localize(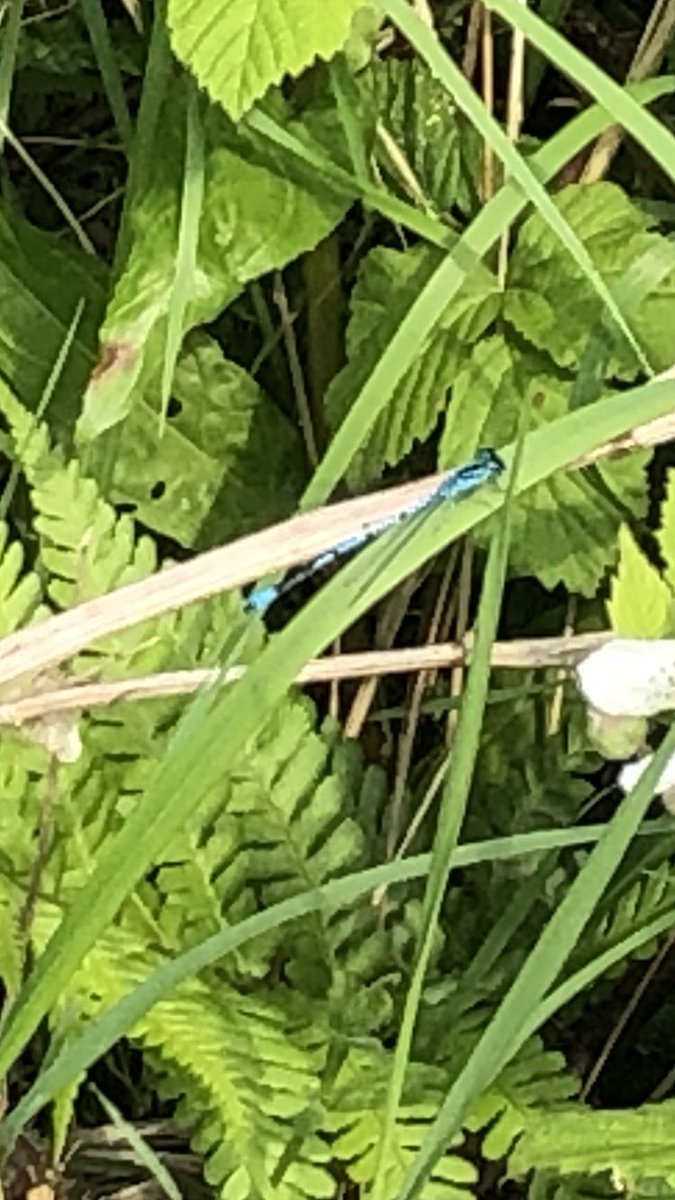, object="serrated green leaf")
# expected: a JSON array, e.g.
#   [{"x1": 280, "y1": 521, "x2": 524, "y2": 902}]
[
  {"x1": 106, "y1": 334, "x2": 305, "y2": 547},
  {"x1": 362, "y1": 59, "x2": 482, "y2": 215},
  {"x1": 504, "y1": 182, "x2": 675, "y2": 377},
  {"x1": 325, "y1": 243, "x2": 500, "y2": 486},
  {"x1": 78, "y1": 89, "x2": 348, "y2": 444},
  {"x1": 608, "y1": 525, "x2": 673, "y2": 637},
  {"x1": 169, "y1": 0, "x2": 363, "y2": 120},
  {"x1": 441, "y1": 336, "x2": 649, "y2": 595}
]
